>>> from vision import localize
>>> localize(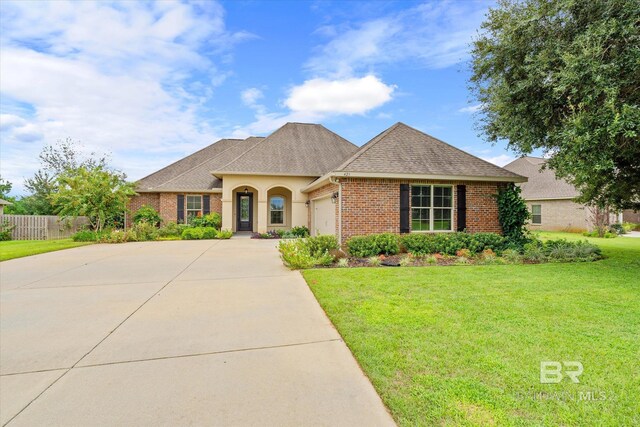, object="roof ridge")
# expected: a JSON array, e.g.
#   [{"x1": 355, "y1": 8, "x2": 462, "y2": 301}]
[
  {"x1": 153, "y1": 139, "x2": 248, "y2": 188},
  {"x1": 212, "y1": 130, "x2": 277, "y2": 172},
  {"x1": 335, "y1": 122, "x2": 404, "y2": 171},
  {"x1": 316, "y1": 123, "x2": 358, "y2": 149},
  {"x1": 136, "y1": 138, "x2": 243, "y2": 184}
]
